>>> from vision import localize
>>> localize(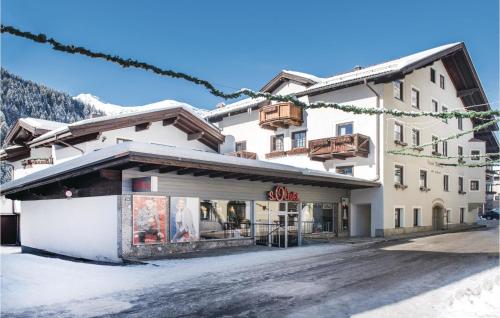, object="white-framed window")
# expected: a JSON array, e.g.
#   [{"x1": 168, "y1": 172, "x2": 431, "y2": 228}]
[
  {"x1": 394, "y1": 123, "x2": 404, "y2": 142},
  {"x1": 442, "y1": 141, "x2": 448, "y2": 156},
  {"x1": 235, "y1": 141, "x2": 247, "y2": 151},
  {"x1": 413, "y1": 207, "x2": 421, "y2": 226},
  {"x1": 419, "y1": 170, "x2": 427, "y2": 188},
  {"x1": 271, "y1": 134, "x2": 284, "y2": 152},
  {"x1": 412, "y1": 129, "x2": 420, "y2": 146},
  {"x1": 430, "y1": 68, "x2": 436, "y2": 83},
  {"x1": 291, "y1": 130, "x2": 307, "y2": 148},
  {"x1": 393, "y1": 80, "x2": 404, "y2": 100},
  {"x1": 440, "y1": 75, "x2": 445, "y2": 89},
  {"x1": 470, "y1": 180, "x2": 480, "y2": 191},
  {"x1": 458, "y1": 117, "x2": 463, "y2": 130},
  {"x1": 337, "y1": 122, "x2": 353, "y2": 136},
  {"x1": 394, "y1": 165, "x2": 404, "y2": 185},
  {"x1": 470, "y1": 150, "x2": 480, "y2": 160},
  {"x1": 442, "y1": 106, "x2": 448, "y2": 123},
  {"x1": 458, "y1": 146, "x2": 463, "y2": 160},
  {"x1": 432, "y1": 99, "x2": 439, "y2": 112},
  {"x1": 460, "y1": 207, "x2": 466, "y2": 224},
  {"x1": 446, "y1": 209, "x2": 451, "y2": 223},
  {"x1": 458, "y1": 176, "x2": 465, "y2": 193},
  {"x1": 443, "y1": 174, "x2": 450, "y2": 192},
  {"x1": 432, "y1": 136, "x2": 439, "y2": 154},
  {"x1": 395, "y1": 207, "x2": 404, "y2": 228},
  {"x1": 411, "y1": 87, "x2": 420, "y2": 109}
]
